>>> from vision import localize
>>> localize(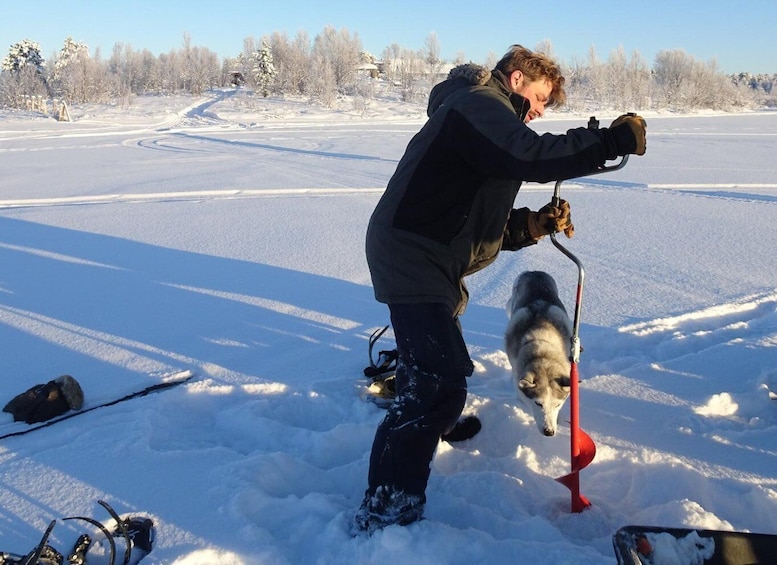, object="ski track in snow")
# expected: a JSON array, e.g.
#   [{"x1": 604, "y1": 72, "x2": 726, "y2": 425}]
[
  {"x1": 2, "y1": 183, "x2": 777, "y2": 210},
  {"x1": 0, "y1": 188, "x2": 386, "y2": 208}
]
